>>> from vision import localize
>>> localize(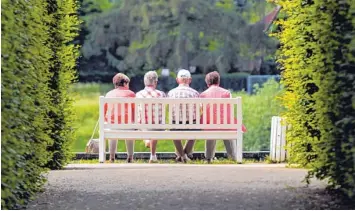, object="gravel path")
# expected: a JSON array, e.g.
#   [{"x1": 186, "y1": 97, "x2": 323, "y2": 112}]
[{"x1": 27, "y1": 164, "x2": 345, "y2": 210}]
